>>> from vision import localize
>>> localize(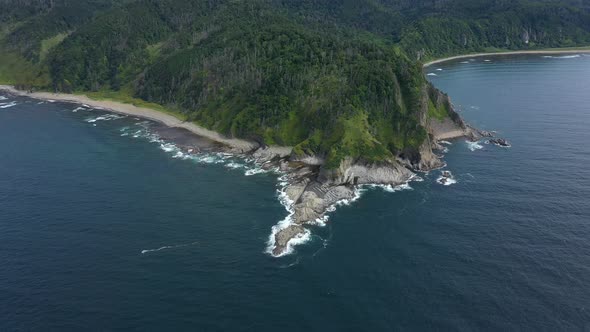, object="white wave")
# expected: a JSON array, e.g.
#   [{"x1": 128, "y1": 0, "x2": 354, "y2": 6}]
[
  {"x1": 0, "y1": 101, "x2": 18, "y2": 109},
  {"x1": 460, "y1": 61, "x2": 470, "y2": 64},
  {"x1": 466, "y1": 140, "x2": 484, "y2": 151},
  {"x1": 544, "y1": 54, "x2": 581, "y2": 59},
  {"x1": 141, "y1": 241, "x2": 198, "y2": 254},
  {"x1": 266, "y1": 182, "x2": 311, "y2": 257},
  {"x1": 437, "y1": 176, "x2": 457, "y2": 186},
  {"x1": 37, "y1": 101, "x2": 45, "y2": 105},
  {"x1": 0, "y1": 96, "x2": 7, "y2": 100},
  {"x1": 225, "y1": 162, "x2": 246, "y2": 169},
  {"x1": 469, "y1": 105, "x2": 480, "y2": 110},
  {"x1": 427, "y1": 73, "x2": 437, "y2": 76},
  {"x1": 159, "y1": 142, "x2": 176, "y2": 152},
  {"x1": 72, "y1": 107, "x2": 87, "y2": 113},
  {"x1": 85, "y1": 114, "x2": 125, "y2": 123},
  {"x1": 363, "y1": 182, "x2": 413, "y2": 193},
  {"x1": 484, "y1": 59, "x2": 491, "y2": 62},
  {"x1": 439, "y1": 140, "x2": 453, "y2": 145},
  {"x1": 48, "y1": 100, "x2": 56, "y2": 103},
  {"x1": 436, "y1": 68, "x2": 443, "y2": 71},
  {"x1": 245, "y1": 167, "x2": 270, "y2": 176},
  {"x1": 437, "y1": 171, "x2": 457, "y2": 186}
]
